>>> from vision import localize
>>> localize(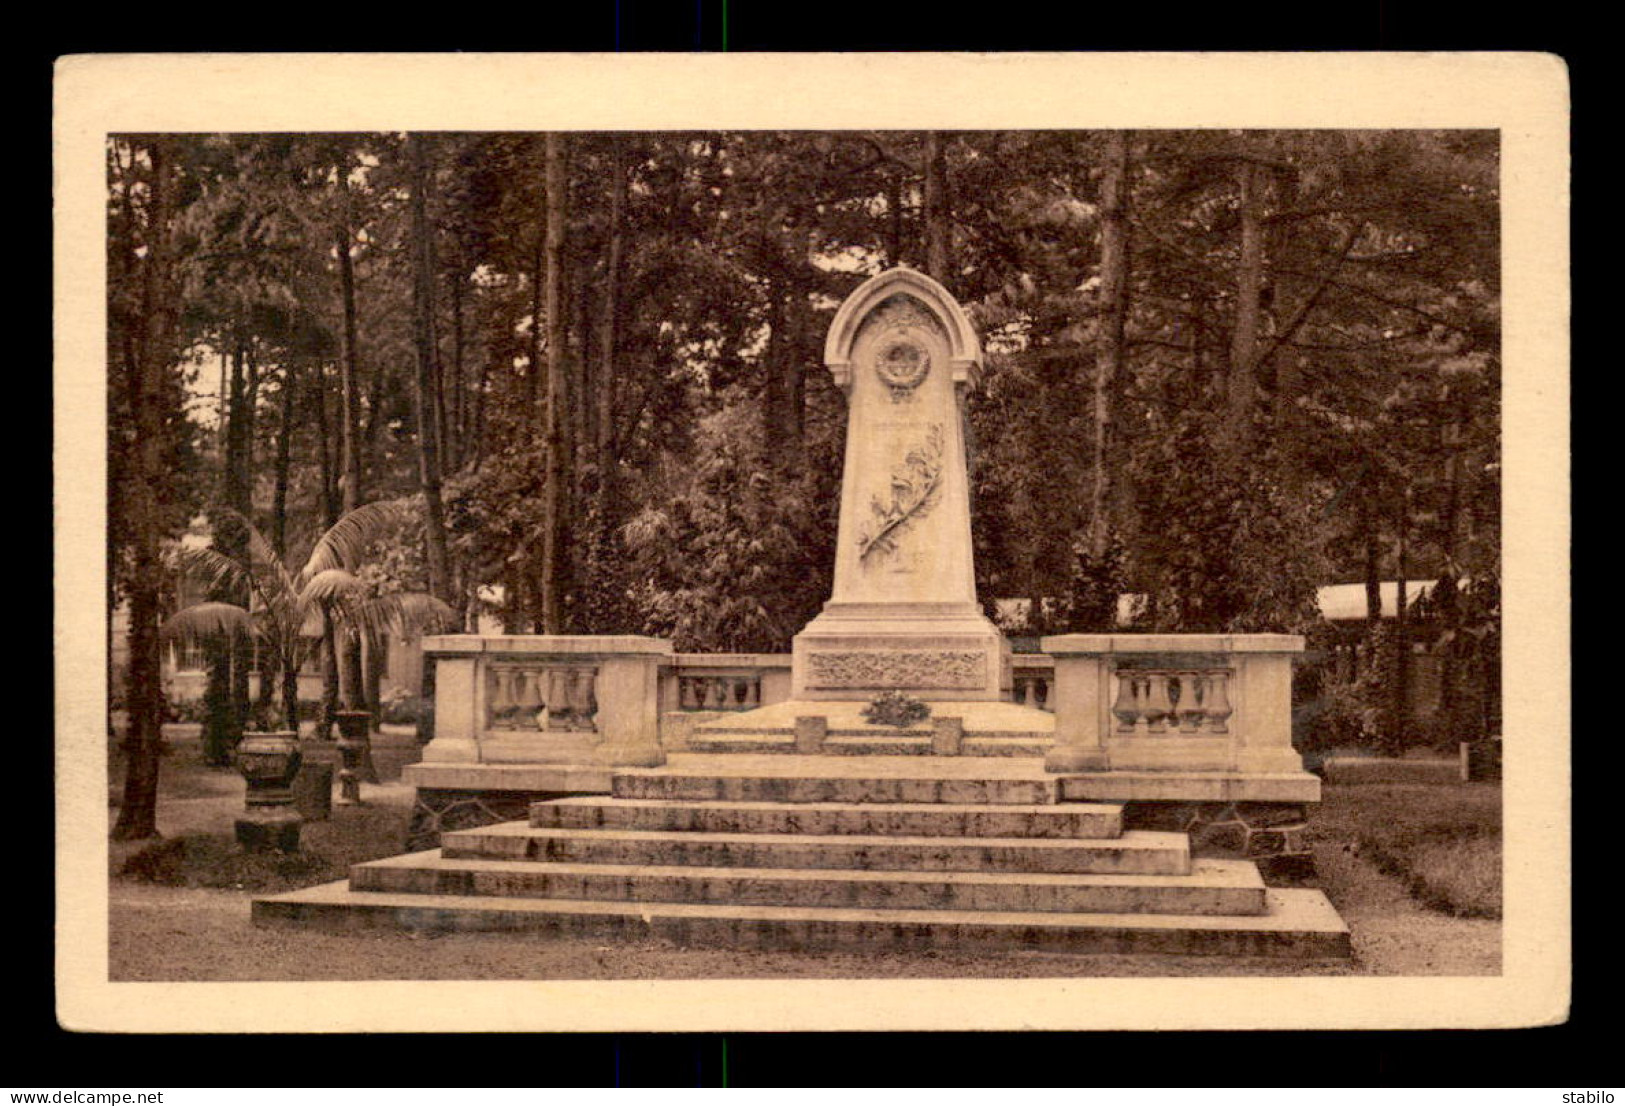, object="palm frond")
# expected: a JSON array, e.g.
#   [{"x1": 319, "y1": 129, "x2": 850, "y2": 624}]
[
  {"x1": 170, "y1": 546, "x2": 250, "y2": 598},
  {"x1": 160, "y1": 602, "x2": 259, "y2": 646},
  {"x1": 300, "y1": 568, "x2": 368, "y2": 607},
  {"x1": 211, "y1": 506, "x2": 299, "y2": 602},
  {"x1": 303, "y1": 499, "x2": 419, "y2": 577},
  {"x1": 337, "y1": 592, "x2": 457, "y2": 648}
]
